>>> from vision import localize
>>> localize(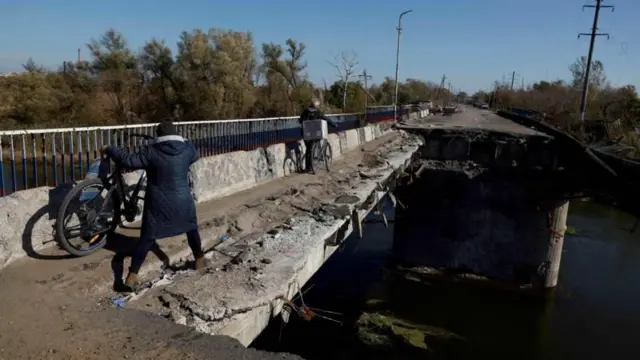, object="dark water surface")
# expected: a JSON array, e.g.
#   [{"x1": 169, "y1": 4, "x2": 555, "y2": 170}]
[{"x1": 251, "y1": 200, "x2": 640, "y2": 359}]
